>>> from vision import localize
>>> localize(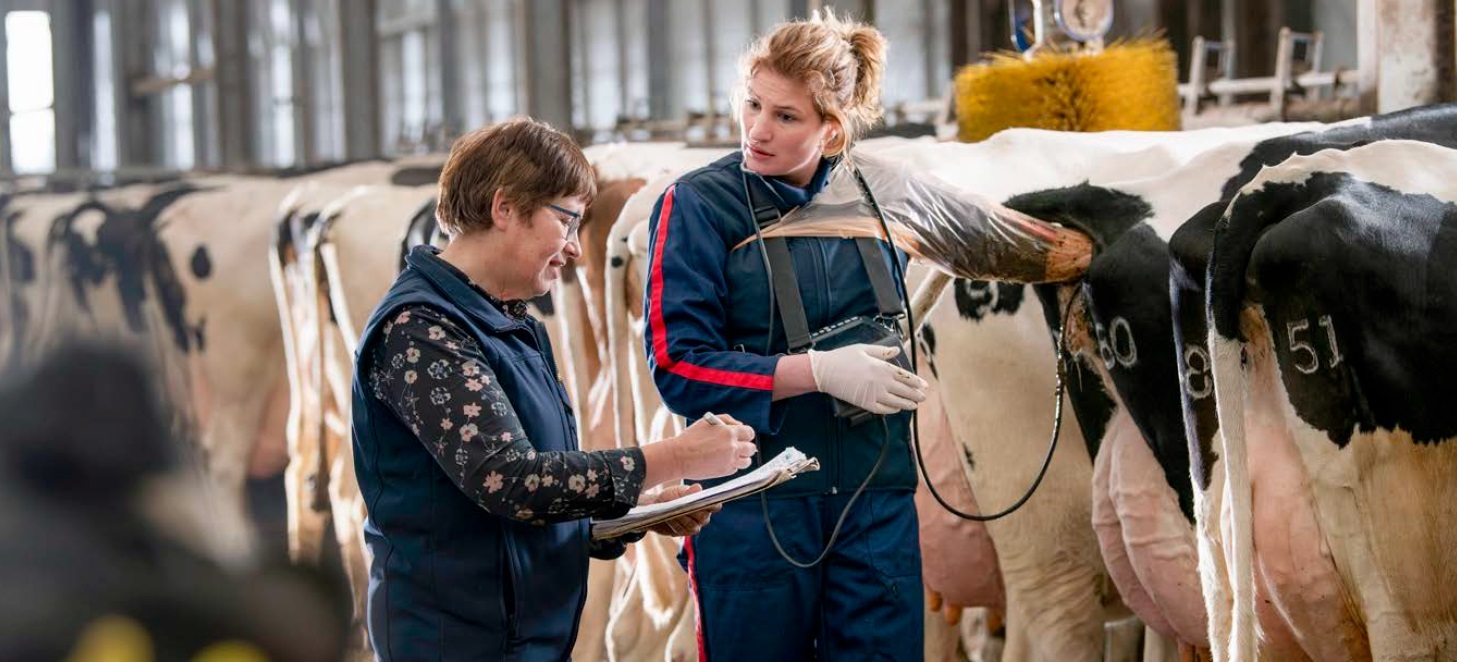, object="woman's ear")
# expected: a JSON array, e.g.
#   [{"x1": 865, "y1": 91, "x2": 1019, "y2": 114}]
[
  {"x1": 823, "y1": 120, "x2": 847, "y2": 156},
  {"x1": 490, "y1": 189, "x2": 514, "y2": 227}
]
